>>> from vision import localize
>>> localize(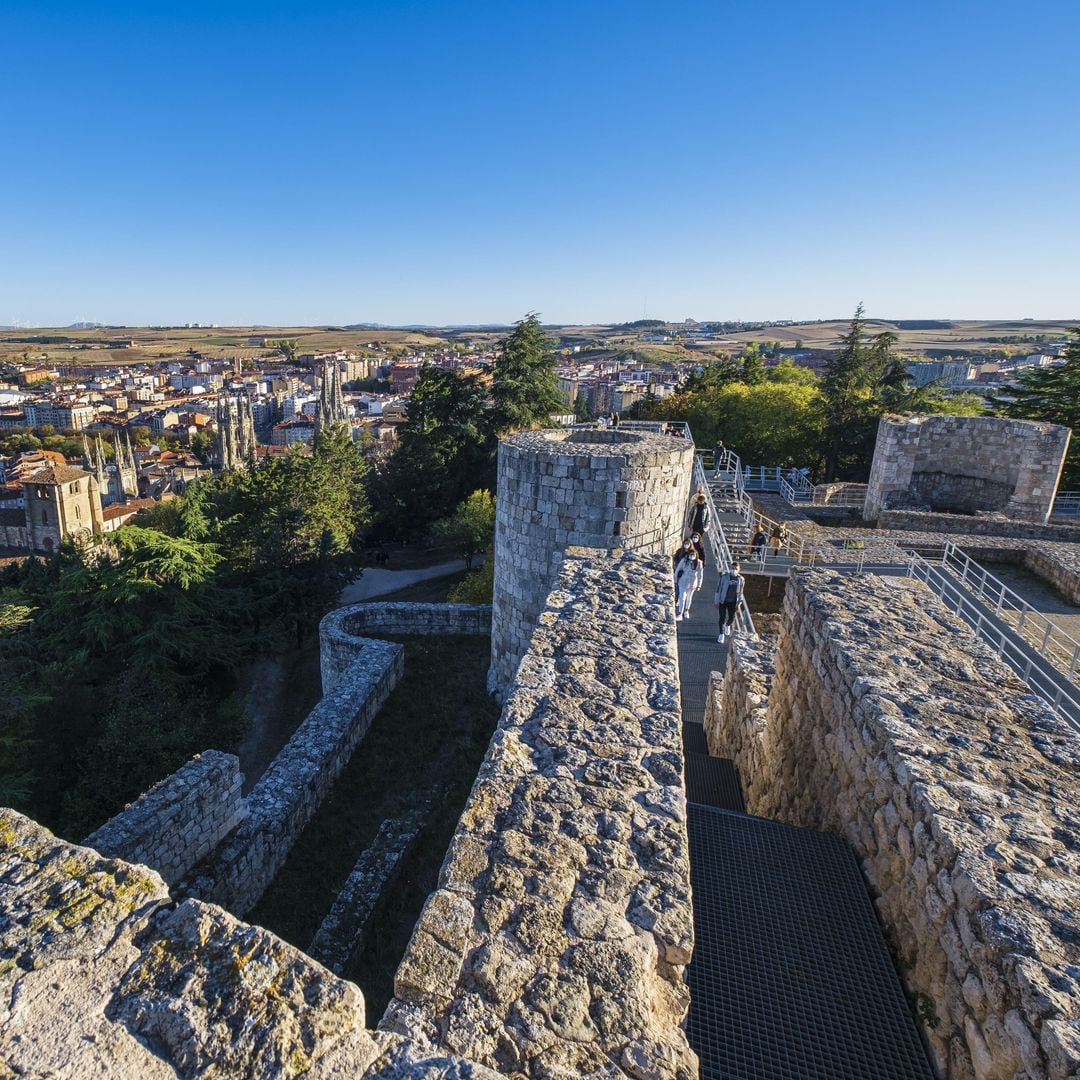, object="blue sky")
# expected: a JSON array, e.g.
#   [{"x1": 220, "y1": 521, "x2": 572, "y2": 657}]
[{"x1": 2, "y1": 0, "x2": 1077, "y2": 326}]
